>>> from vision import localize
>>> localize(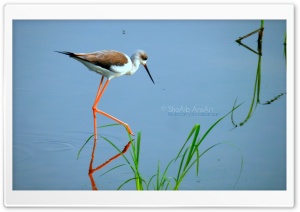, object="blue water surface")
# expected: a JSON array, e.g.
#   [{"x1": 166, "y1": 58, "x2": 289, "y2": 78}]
[{"x1": 13, "y1": 20, "x2": 286, "y2": 190}]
